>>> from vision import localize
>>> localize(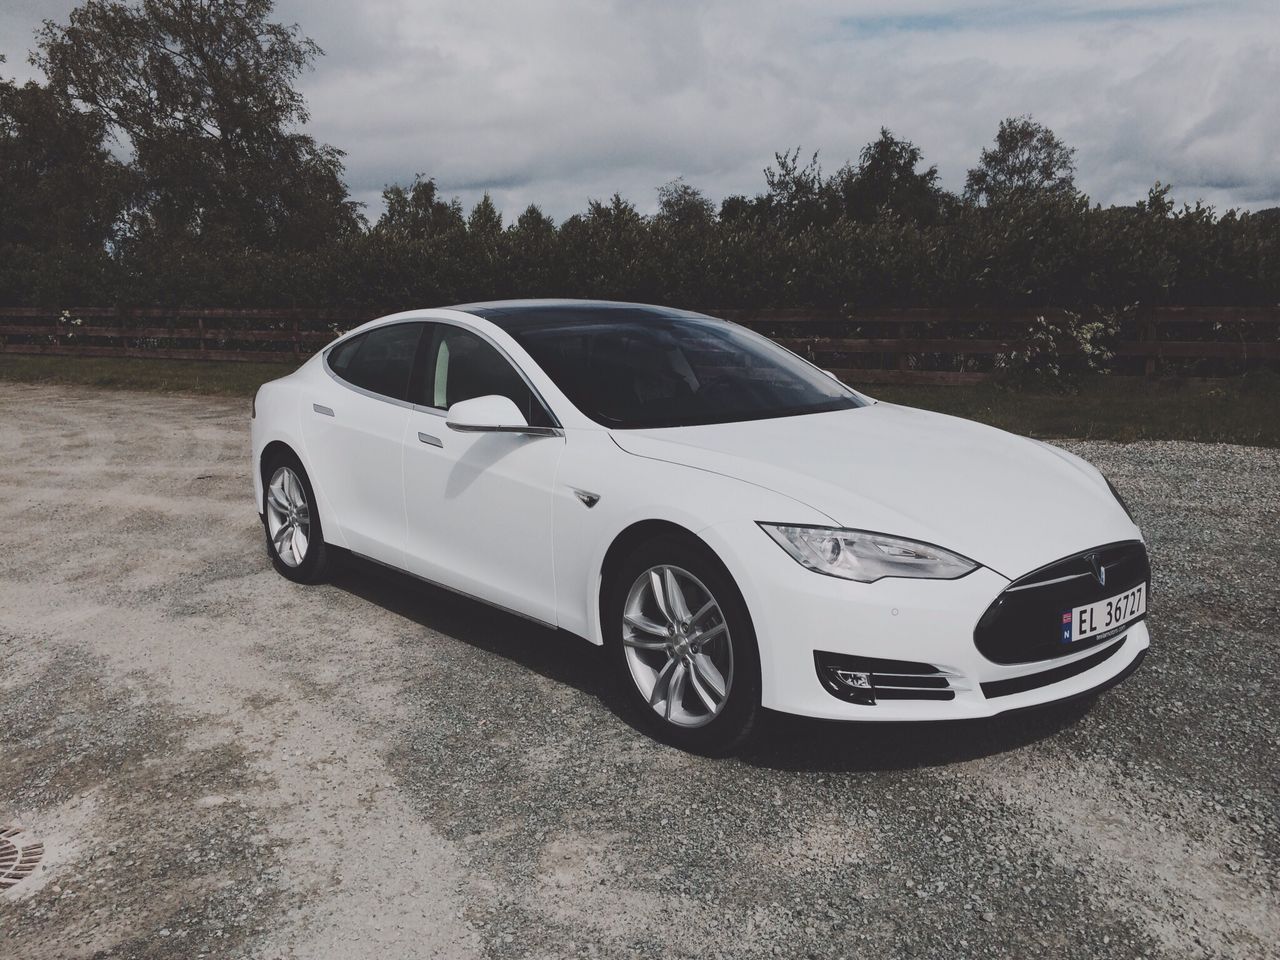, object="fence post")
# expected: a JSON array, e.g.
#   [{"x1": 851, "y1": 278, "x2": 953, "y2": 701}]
[
  {"x1": 292, "y1": 316, "x2": 301, "y2": 361},
  {"x1": 1141, "y1": 307, "x2": 1158, "y2": 378}
]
